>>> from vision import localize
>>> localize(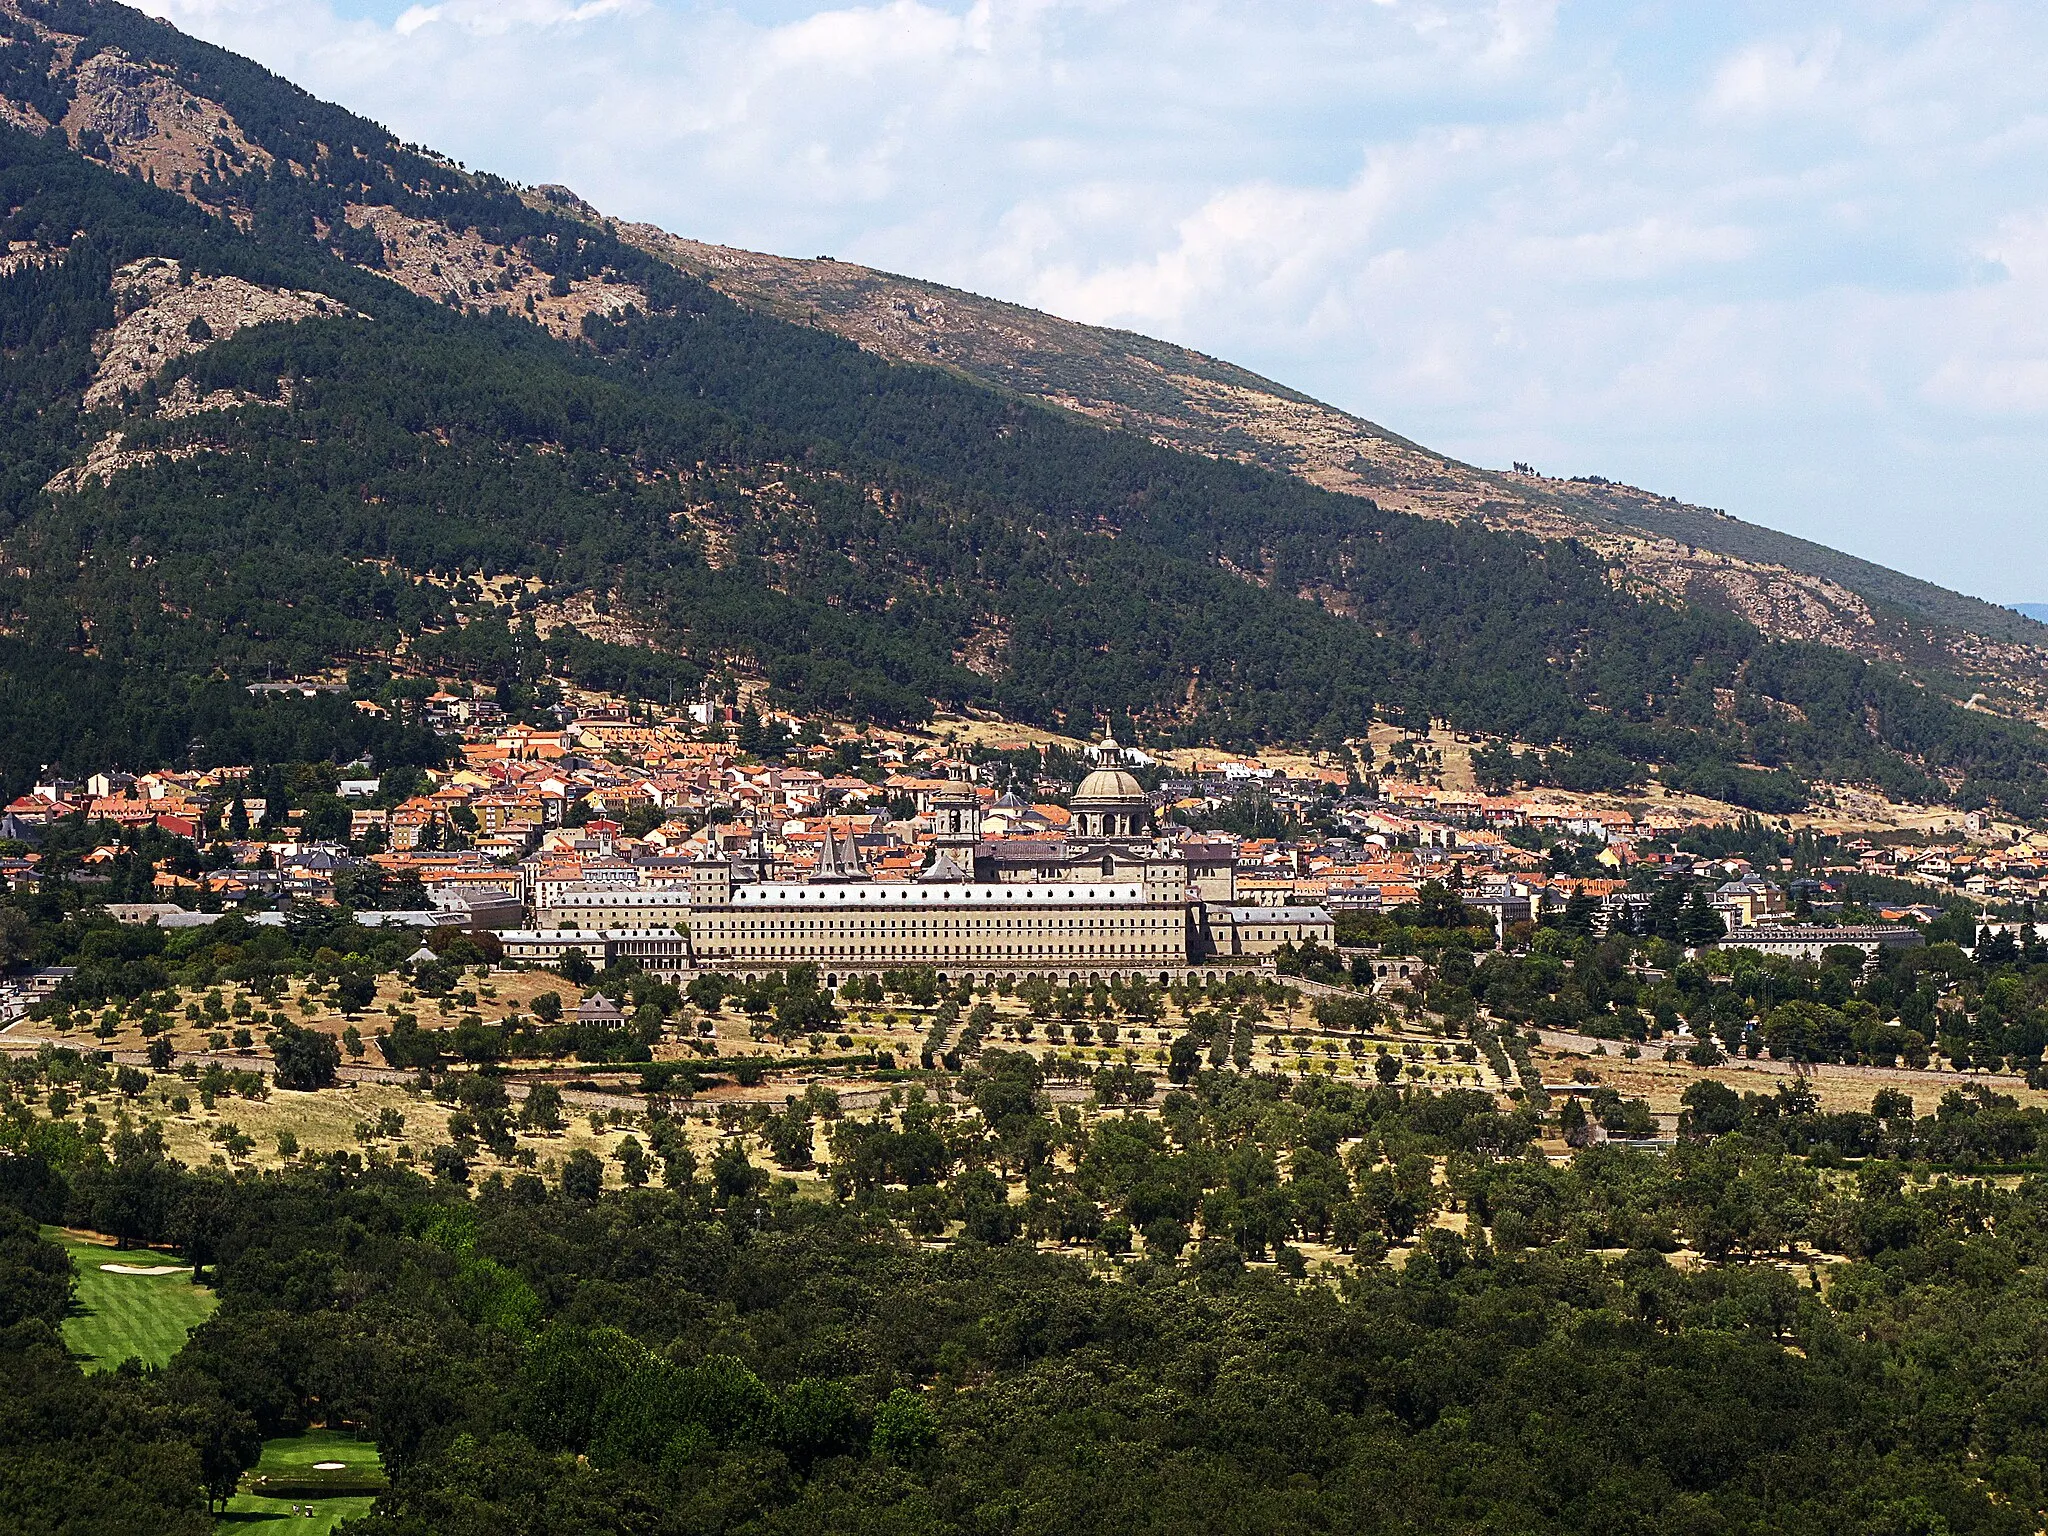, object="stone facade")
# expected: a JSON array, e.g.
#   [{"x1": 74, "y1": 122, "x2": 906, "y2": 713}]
[{"x1": 690, "y1": 880, "x2": 1191, "y2": 981}]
